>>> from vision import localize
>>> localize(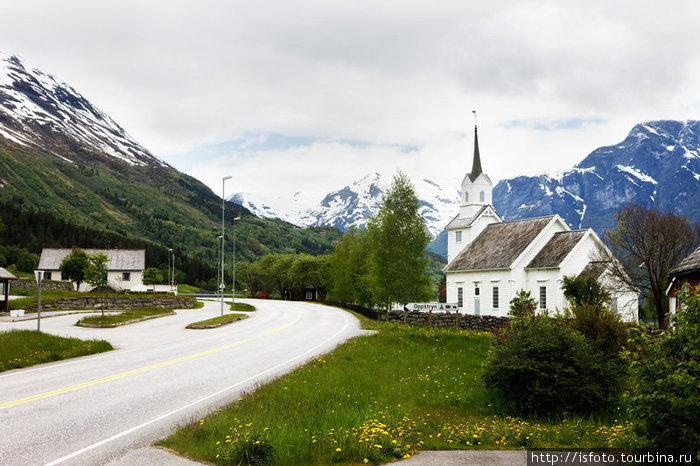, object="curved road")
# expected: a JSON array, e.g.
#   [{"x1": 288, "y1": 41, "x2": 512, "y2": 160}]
[{"x1": 0, "y1": 299, "x2": 363, "y2": 465}]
